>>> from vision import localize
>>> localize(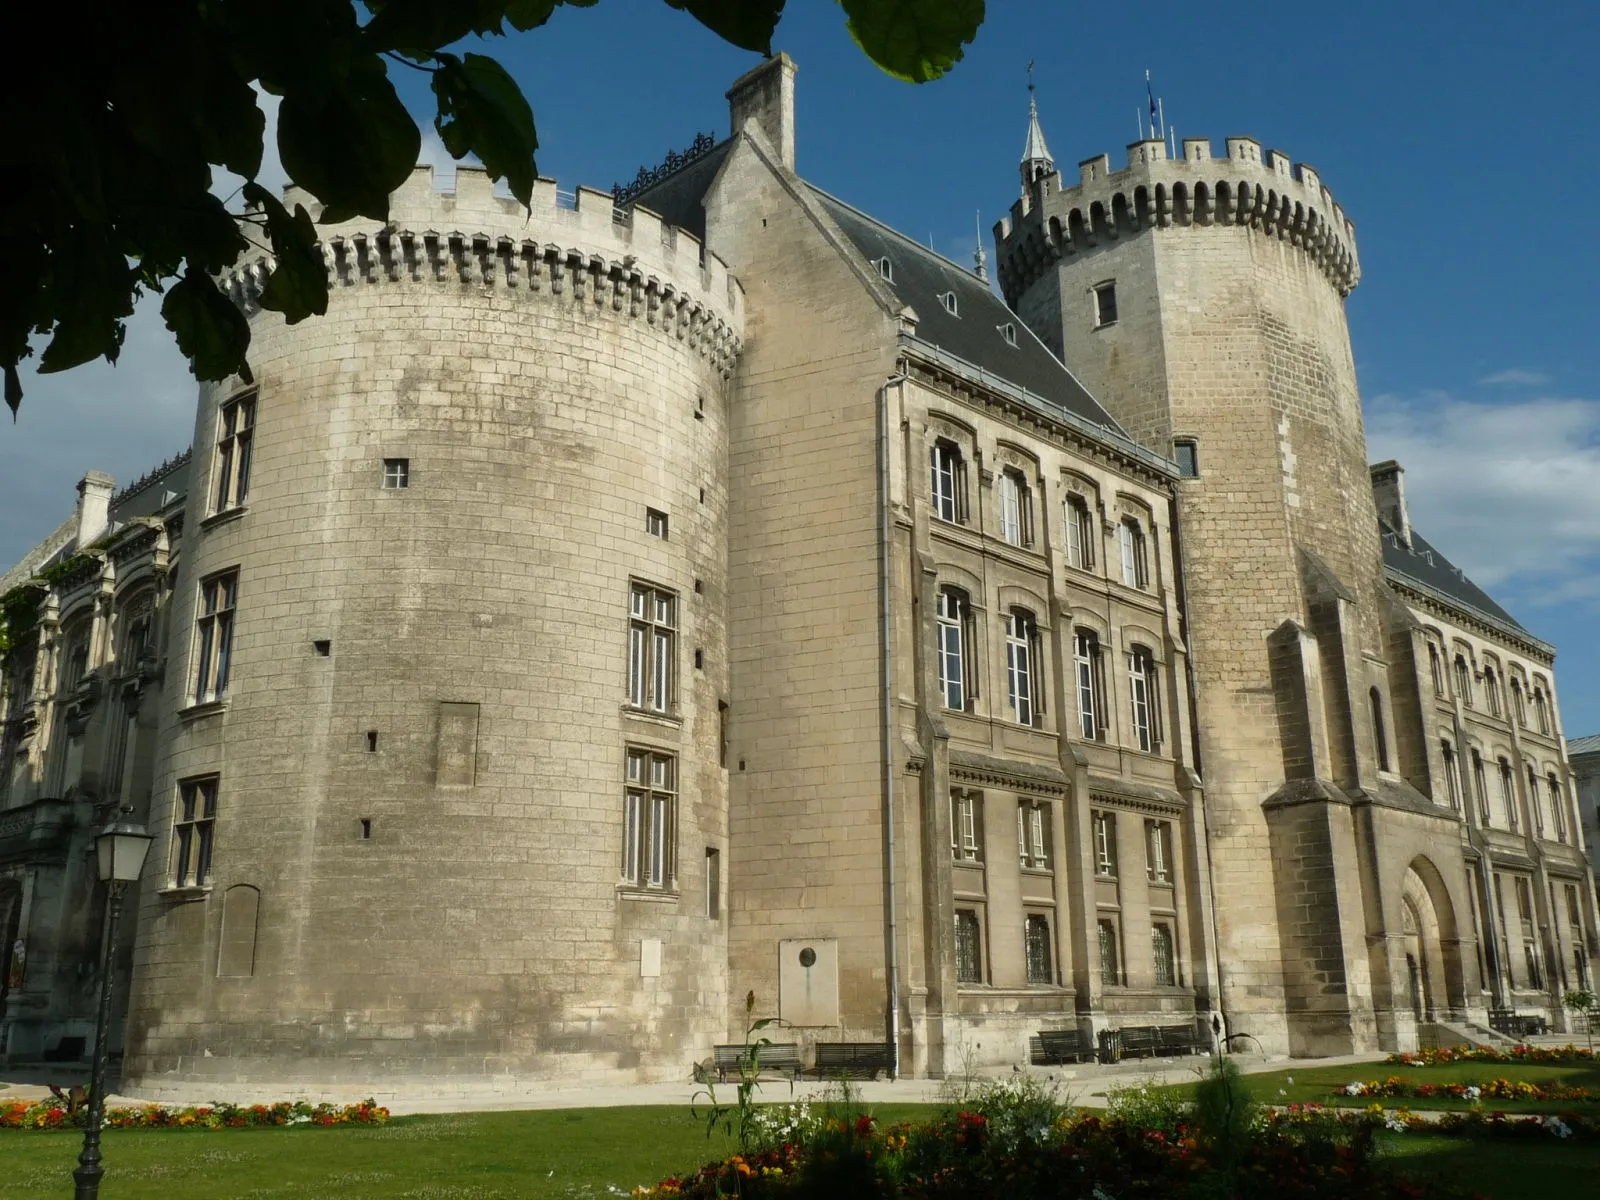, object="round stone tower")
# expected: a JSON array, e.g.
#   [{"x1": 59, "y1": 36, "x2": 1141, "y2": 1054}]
[
  {"x1": 998, "y1": 134, "x2": 1417, "y2": 1056},
  {"x1": 125, "y1": 166, "x2": 743, "y2": 1090}
]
